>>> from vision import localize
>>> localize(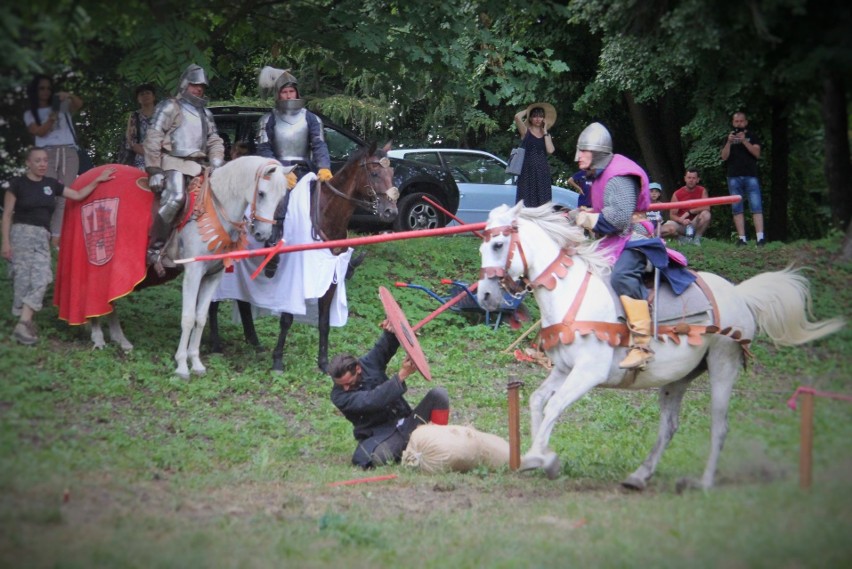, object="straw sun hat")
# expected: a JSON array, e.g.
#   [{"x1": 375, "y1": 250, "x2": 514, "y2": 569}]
[{"x1": 524, "y1": 102, "x2": 557, "y2": 130}]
